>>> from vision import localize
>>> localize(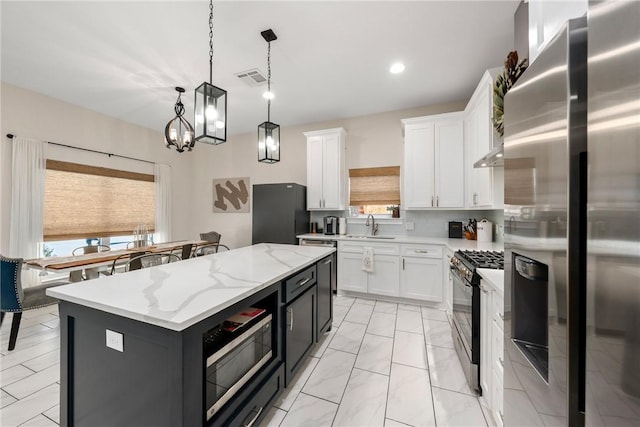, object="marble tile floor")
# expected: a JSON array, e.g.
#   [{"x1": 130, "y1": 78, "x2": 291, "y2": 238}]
[{"x1": 0, "y1": 296, "x2": 489, "y2": 427}]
